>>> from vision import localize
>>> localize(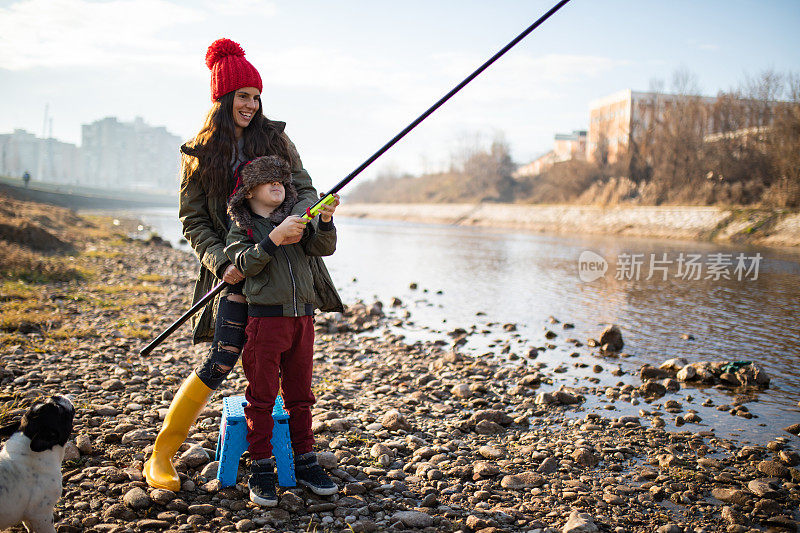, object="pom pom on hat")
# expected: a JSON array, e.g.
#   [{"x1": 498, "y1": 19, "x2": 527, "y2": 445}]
[
  {"x1": 205, "y1": 38, "x2": 263, "y2": 101},
  {"x1": 205, "y1": 38, "x2": 245, "y2": 70}
]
